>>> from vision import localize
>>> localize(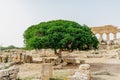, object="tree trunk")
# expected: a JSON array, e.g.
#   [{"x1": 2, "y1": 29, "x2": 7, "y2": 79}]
[
  {"x1": 54, "y1": 49, "x2": 62, "y2": 58},
  {"x1": 54, "y1": 49, "x2": 63, "y2": 64}
]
